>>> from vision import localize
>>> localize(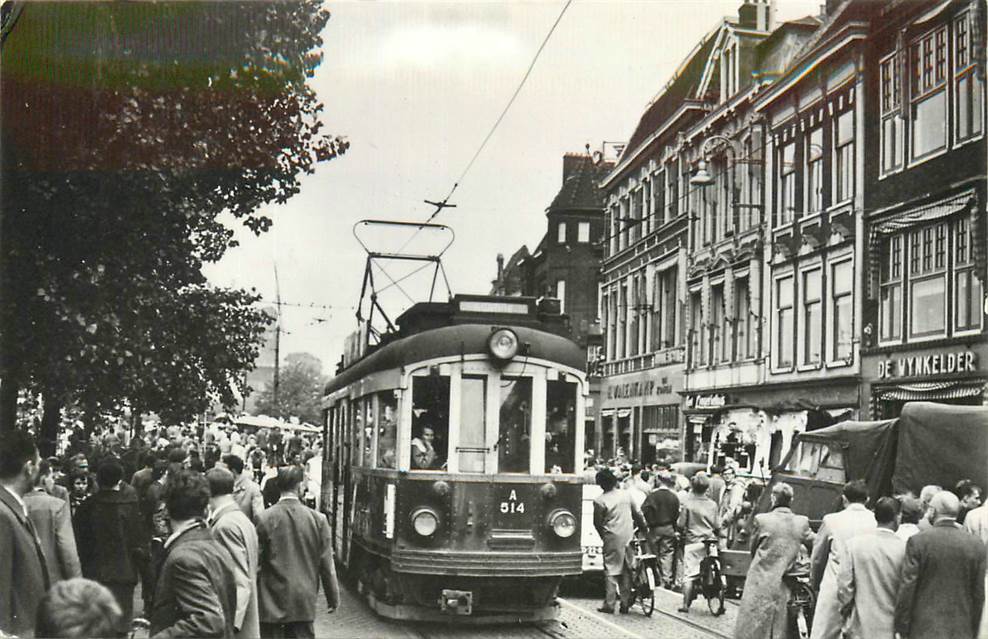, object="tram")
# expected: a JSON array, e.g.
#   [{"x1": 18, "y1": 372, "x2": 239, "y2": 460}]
[{"x1": 320, "y1": 293, "x2": 588, "y2": 621}]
